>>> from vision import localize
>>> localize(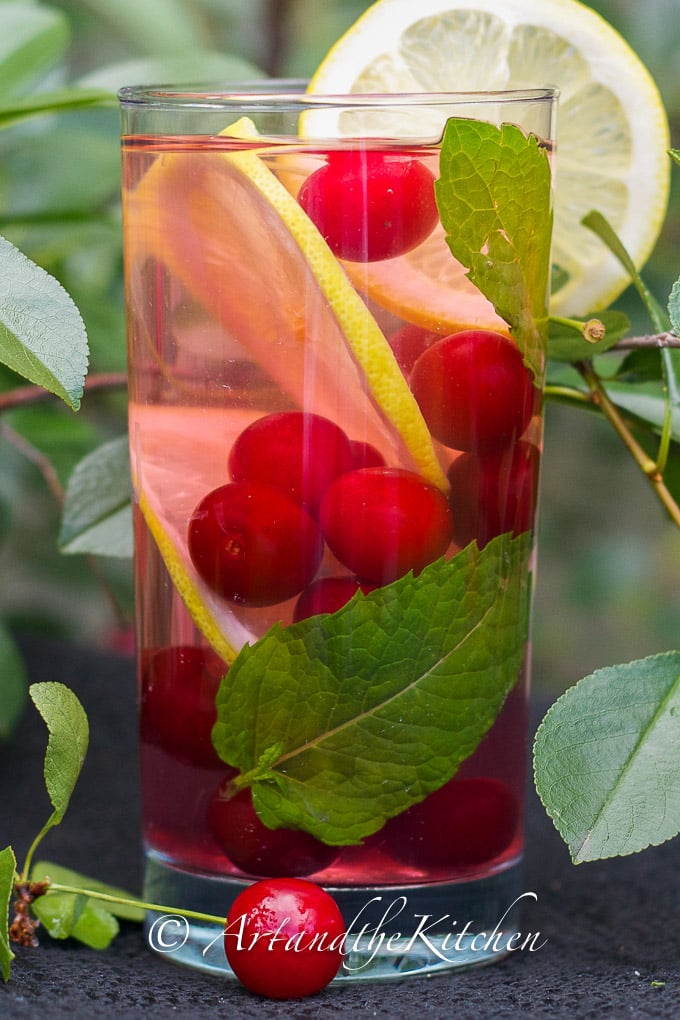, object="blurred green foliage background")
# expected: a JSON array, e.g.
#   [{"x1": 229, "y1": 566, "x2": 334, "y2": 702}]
[{"x1": 0, "y1": 0, "x2": 678, "y2": 694}]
